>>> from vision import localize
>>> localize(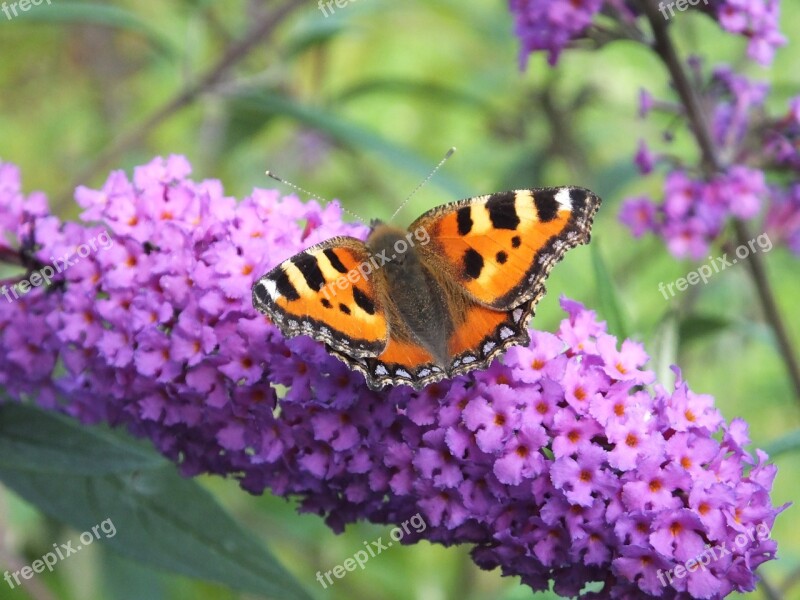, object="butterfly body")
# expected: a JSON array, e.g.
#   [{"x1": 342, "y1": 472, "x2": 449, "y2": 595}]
[
  {"x1": 253, "y1": 187, "x2": 601, "y2": 390},
  {"x1": 366, "y1": 223, "x2": 454, "y2": 368}
]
